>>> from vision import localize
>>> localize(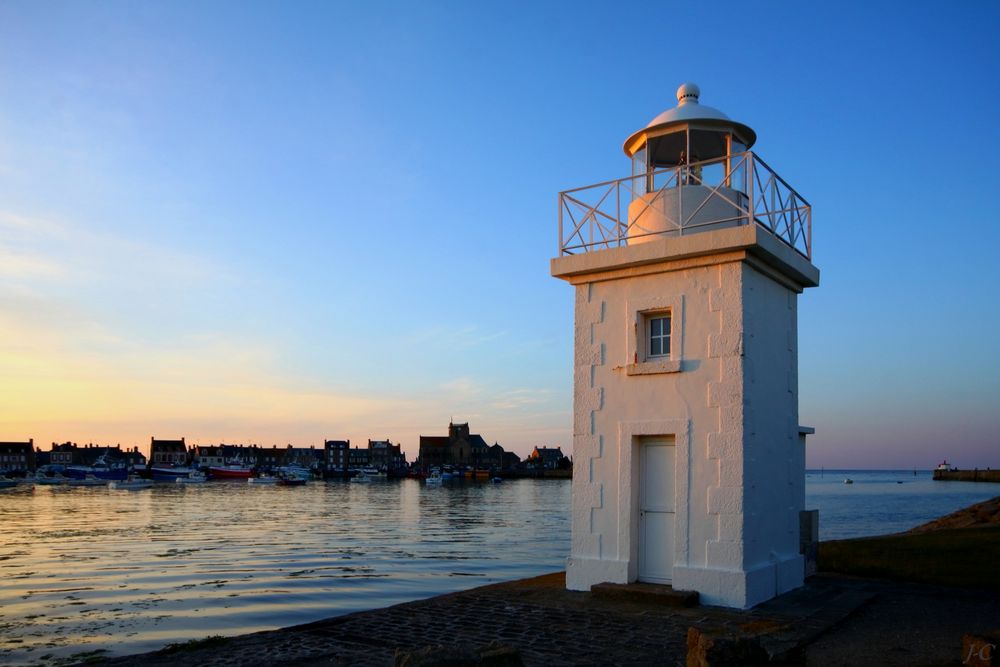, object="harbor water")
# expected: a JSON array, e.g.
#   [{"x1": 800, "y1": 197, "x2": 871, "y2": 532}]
[
  {"x1": 806, "y1": 469, "x2": 1000, "y2": 540},
  {"x1": 0, "y1": 478, "x2": 569, "y2": 665},
  {"x1": 1, "y1": 472, "x2": 998, "y2": 664}
]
